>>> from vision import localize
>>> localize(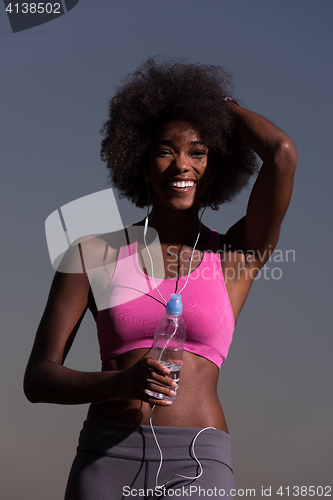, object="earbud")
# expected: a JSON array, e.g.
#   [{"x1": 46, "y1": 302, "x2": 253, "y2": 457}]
[
  {"x1": 144, "y1": 169, "x2": 149, "y2": 181},
  {"x1": 144, "y1": 216, "x2": 149, "y2": 237}
]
